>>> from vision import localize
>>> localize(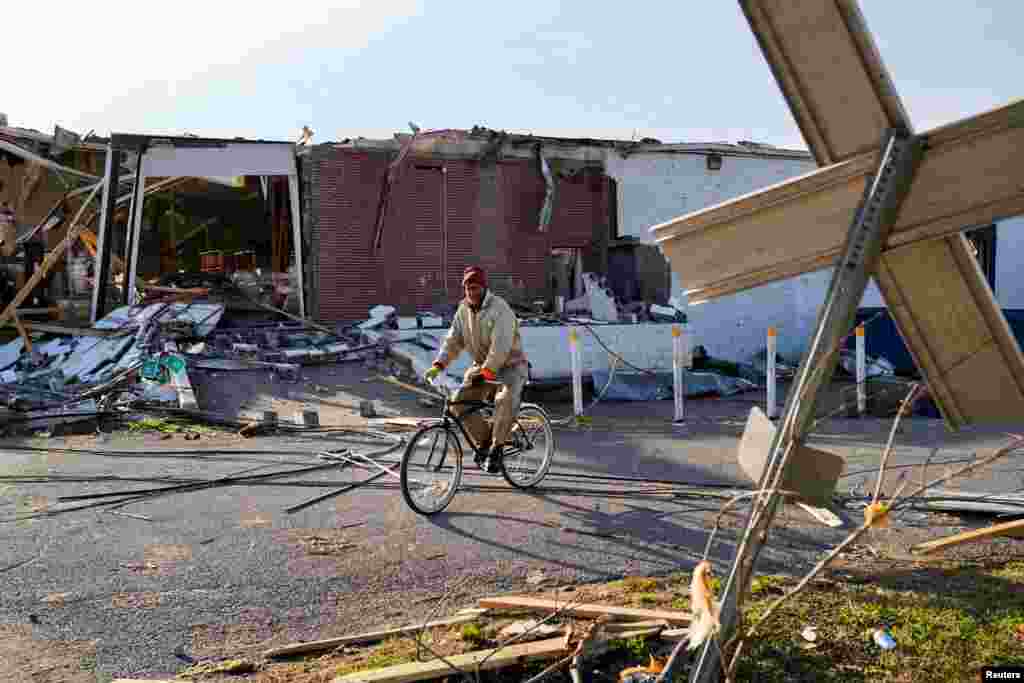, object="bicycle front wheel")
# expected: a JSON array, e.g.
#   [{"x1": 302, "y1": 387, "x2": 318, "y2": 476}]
[
  {"x1": 400, "y1": 424, "x2": 463, "y2": 515},
  {"x1": 501, "y1": 404, "x2": 554, "y2": 489}
]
